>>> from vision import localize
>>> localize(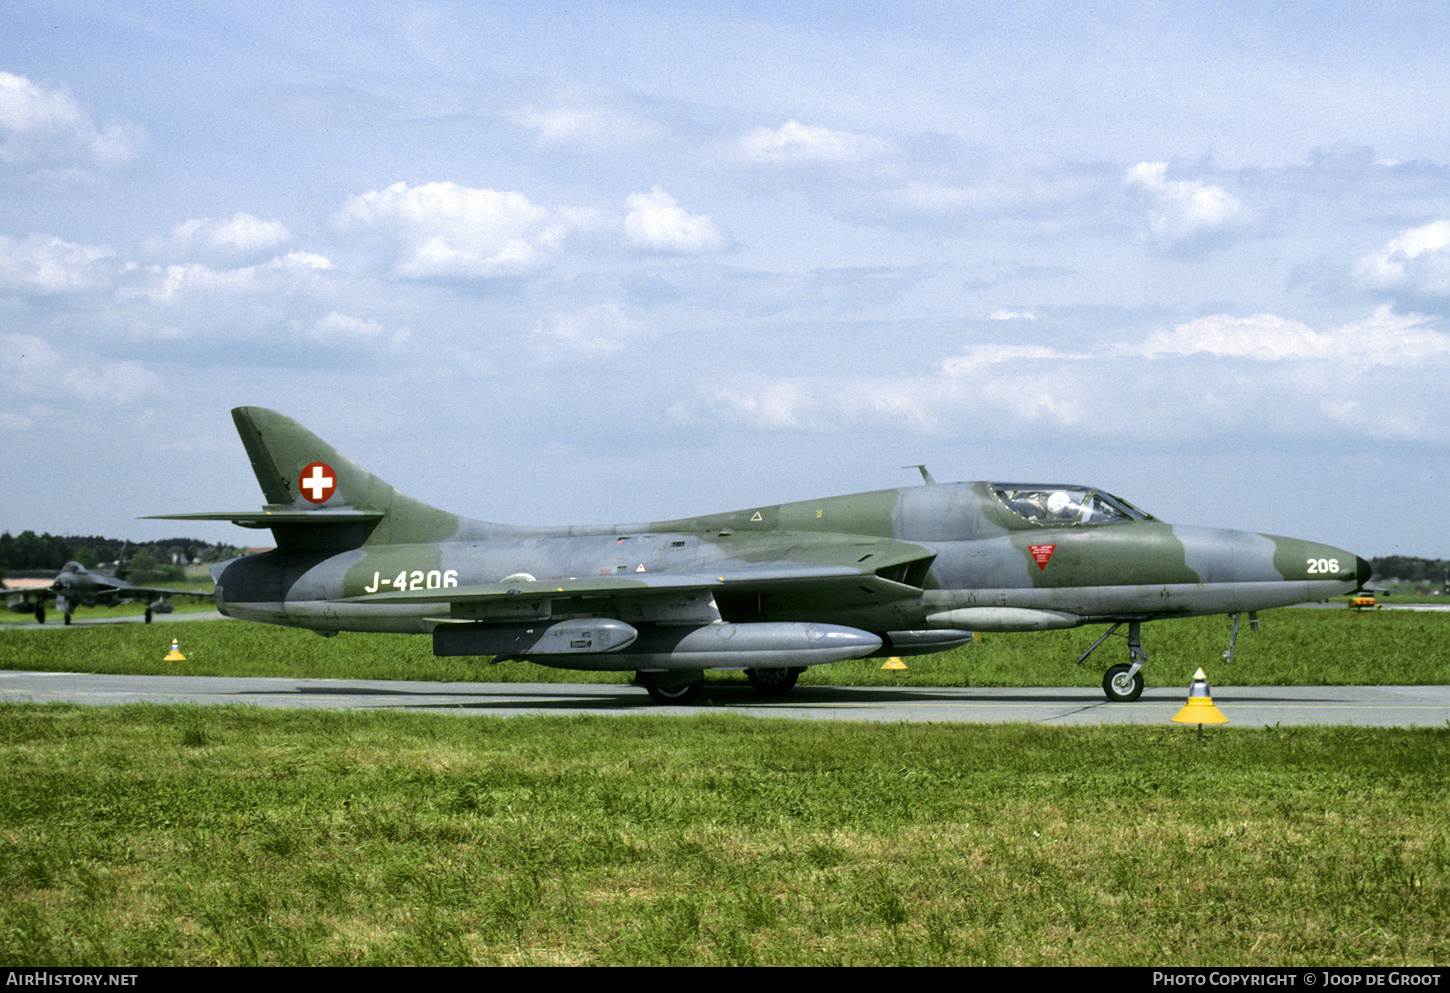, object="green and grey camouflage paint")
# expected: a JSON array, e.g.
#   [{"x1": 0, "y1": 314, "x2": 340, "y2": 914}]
[{"x1": 152, "y1": 407, "x2": 1370, "y2": 703}]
